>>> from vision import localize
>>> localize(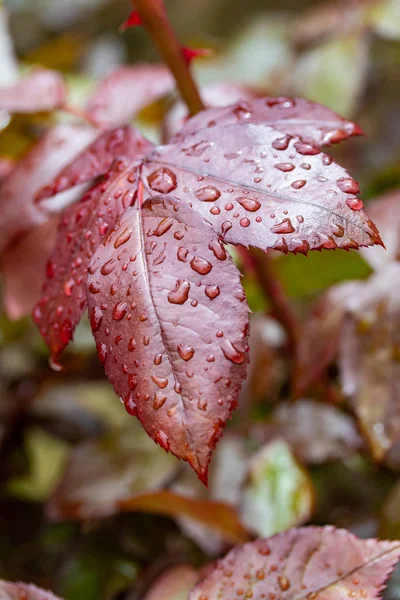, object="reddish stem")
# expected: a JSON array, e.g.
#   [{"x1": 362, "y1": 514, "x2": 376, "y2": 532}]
[
  {"x1": 133, "y1": 0, "x2": 302, "y2": 374},
  {"x1": 133, "y1": 0, "x2": 205, "y2": 115}
]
